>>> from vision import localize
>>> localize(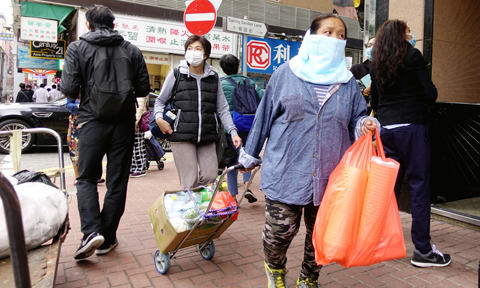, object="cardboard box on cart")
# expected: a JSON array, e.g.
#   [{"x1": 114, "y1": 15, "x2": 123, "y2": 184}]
[{"x1": 149, "y1": 189, "x2": 235, "y2": 253}]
